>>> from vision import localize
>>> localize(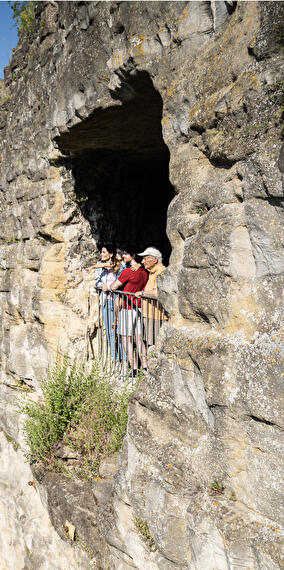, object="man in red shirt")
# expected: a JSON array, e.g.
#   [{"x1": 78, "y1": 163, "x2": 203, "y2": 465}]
[{"x1": 110, "y1": 249, "x2": 148, "y2": 374}]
